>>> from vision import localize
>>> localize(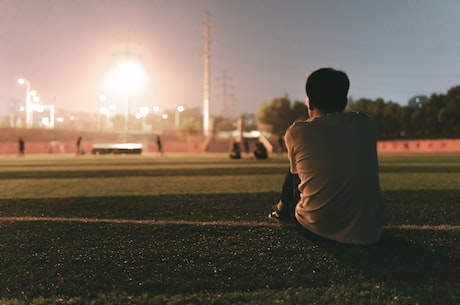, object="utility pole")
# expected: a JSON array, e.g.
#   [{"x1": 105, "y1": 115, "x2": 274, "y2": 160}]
[
  {"x1": 218, "y1": 69, "x2": 236, "y2": 119},
  {"x1": 202, "y1": 10, "x2": 211, "y2": 136}
]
